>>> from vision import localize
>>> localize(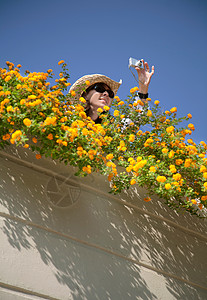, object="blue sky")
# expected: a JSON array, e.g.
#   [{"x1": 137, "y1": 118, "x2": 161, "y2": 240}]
[{"x1": 1, "y1": 0, "x2": 206, "y2": 143}]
